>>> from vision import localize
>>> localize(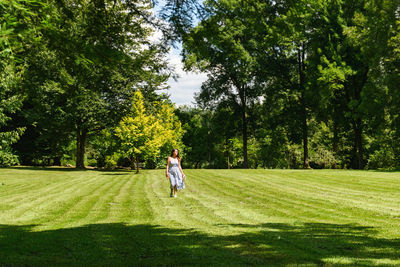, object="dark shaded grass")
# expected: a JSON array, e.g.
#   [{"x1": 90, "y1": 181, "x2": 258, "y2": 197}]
[{"x1": 1, "y1": 223, "x2": 399, "y2": 266}]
